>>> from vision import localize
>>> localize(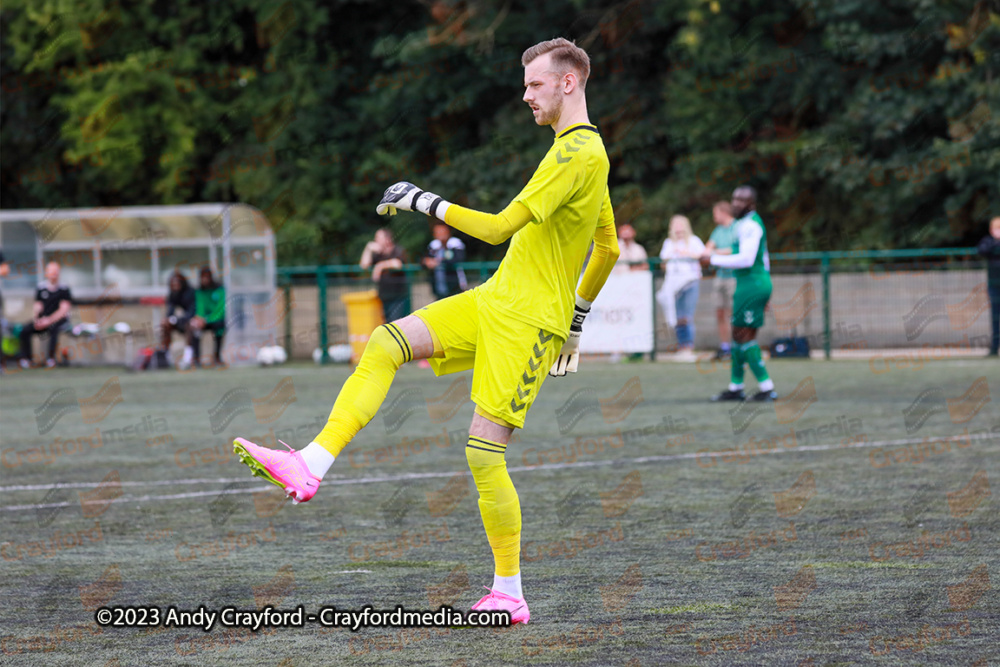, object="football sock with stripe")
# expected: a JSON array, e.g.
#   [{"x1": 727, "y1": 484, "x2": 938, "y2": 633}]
[
  {"x1": 313, "y1": 323, "x2": 412, "y2": 459},
  {"x1": 466, "y1": 435, "x2": 522, "y2": 586}
]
